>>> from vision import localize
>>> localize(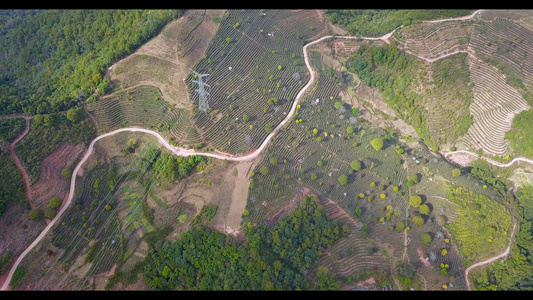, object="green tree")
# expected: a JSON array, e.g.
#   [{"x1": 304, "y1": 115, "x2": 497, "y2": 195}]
[
  {"x1": 409, "y1": 196, "x2": 422, "y2": 208},
  {"x1": 337, "y1": 174, "x2": 348, "y2": 185},
  {"x1": 317, "y1": 160, "x2": 323, "y2": 167},
  {"x1": 310, "y1": 173, "x2": 318, "y2": 180},
  {"x1": 370, "y1": 138, "x2": 384, "y2": 150},
  {"x1": 420, "y1": 232, "x2": 432, "y2": 245},
  {"x1": 29, "y1": 209, "x2": 43, "y2": 221},
  {"x1": 127, "y1": 138, "x2": 136, "y2": 149},
  {"x1": 242, "y1": 114, "x2": 249, "y2": 122},
  {"x1": 413, "y1": 215, "x2": 424, "y2": 226},
  {"x1": 265, "y1": 123, "x2": 273, "y2": 133},
  {"x1": 259, "y1": 166, "x2": 270, "y2": 176},
  {"x1": 452, "y1": 168, "x2": 461, "y2": 177},
  {"x1": 396, "y1": 221, "x2": 405, "y2": 231},
  {"x1": 350, "y1": 160, "x2": 361, "y2": 171},
  {"x1": 354, "y1": 207, "x2": 362, "y2": 217},
  {"x1": 269, "y1": 157, "x2": 278, "y2": 165},
  {"x1": 317, "y1": 266, "x2": 340, "y2": 290},
  {"x1": 346, "y1": 126, "x2": 354, "y2": 135},
  {"x1": 408, "y1": 174, "x2": 419, "y2": 184},
  {"x1": 419, "y1": 204, "x2": 430, "y2": 215},
  {"x1": 49, "y1": 196, "x2": 61, "y2": 209},
  {"x1": 66, "y1": 107, "x2": 81, "y2": 123},
  {"x1": 44, "y1": 208, "x2": 57, "y2": 219},
  {"x1": 61, "y1": 168, "x2": 72, "y2": 178}
]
